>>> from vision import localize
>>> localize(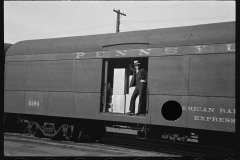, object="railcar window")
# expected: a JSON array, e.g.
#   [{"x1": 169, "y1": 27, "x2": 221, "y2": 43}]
[{"x1": 102, "y1": 58, "x2": 148, "y2": 115}]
